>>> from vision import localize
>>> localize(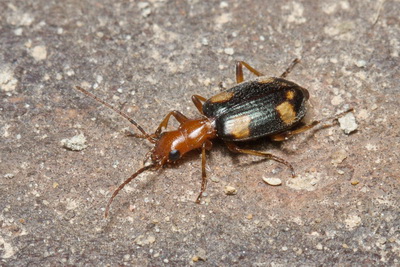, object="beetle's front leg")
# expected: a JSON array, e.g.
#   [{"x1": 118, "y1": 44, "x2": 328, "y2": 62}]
[
  {"x1": 154, "y1": 110, "x2": 189, "y2": 137},
  {"x1": 225, "y1": 142, "x2": 296, "y2": 178},
  {"x1": 236, "y1": 61, "x2": 264, "y2": 83}
]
